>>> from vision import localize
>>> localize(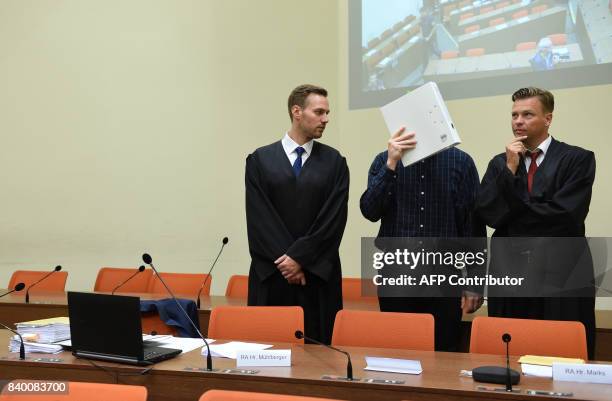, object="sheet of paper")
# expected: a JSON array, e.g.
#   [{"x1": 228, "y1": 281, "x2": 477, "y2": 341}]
[
  {"x1": 364, "y1": 356, "x2": 422, "y2": 375},
  {"x1": 152, "y1": 337, "x2": 215, "y2": 353},
  {"x1": 201, "y1": 341, "x2": 272, "y2": 359}
]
